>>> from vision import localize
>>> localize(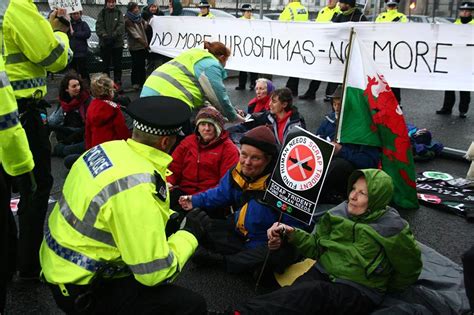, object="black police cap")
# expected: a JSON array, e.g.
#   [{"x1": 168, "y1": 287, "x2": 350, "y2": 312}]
[
  {"x1": 240, "y1": 4, "x2": 253, "y2": 11},
  {"x1": 459, "y1": 2, "x2": 474, "y2": 10},
  {"x1": 126, "y1": 96, "x2": 192, "y2": 136},
  {"x1": 198, "y1": 0, "x2": 211, "y2": 8}
]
